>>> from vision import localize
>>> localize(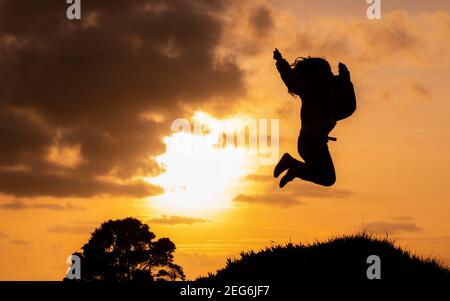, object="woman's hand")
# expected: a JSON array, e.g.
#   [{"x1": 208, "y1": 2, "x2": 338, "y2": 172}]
[
  {"x1": 338, "y1": 62, "x2": 351, "y2": 81},
  {"x1": 273, "y1": 48, "x2": 283, "y2": 61}
]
